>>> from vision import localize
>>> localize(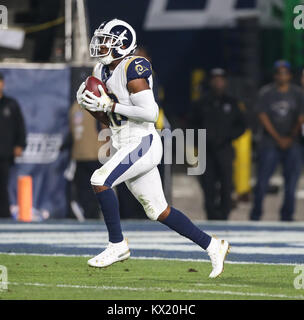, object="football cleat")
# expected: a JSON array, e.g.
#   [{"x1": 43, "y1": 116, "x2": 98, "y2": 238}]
[
  {"x1": 87, "y1": 238, "x2": 130, "y2": 268},
  {"x1": 206, "y1": 236, "x2": 231, "y2": 278}
]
